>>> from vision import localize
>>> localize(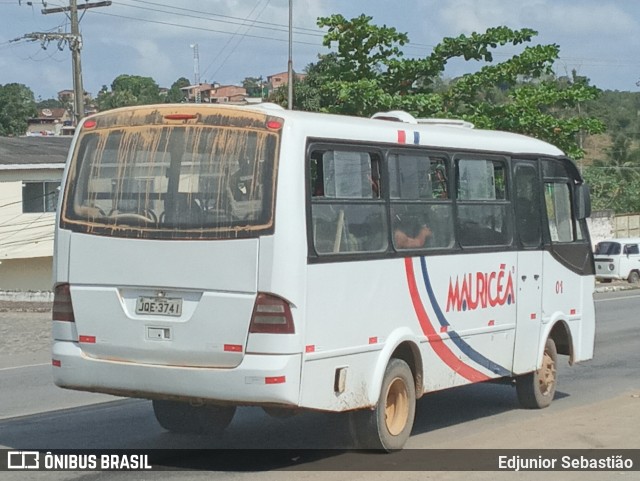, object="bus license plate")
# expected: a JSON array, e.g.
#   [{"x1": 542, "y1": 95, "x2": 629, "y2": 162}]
[{"x1": 136, "y1": 297, "x2": 182, "y2": 317}]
